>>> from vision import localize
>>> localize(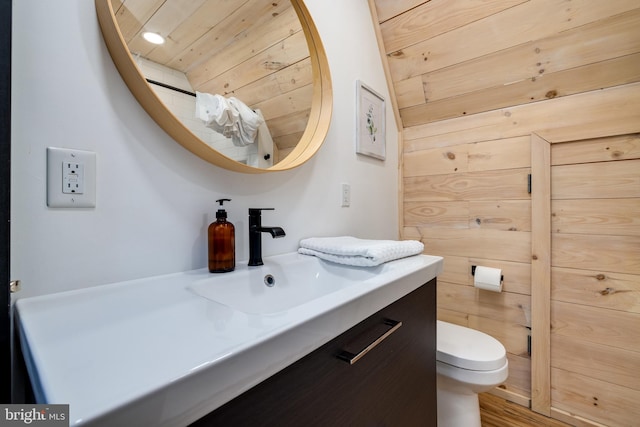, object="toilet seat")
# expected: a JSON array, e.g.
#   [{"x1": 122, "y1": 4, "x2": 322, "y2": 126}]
[
  {"x1": 437, "y1": 320, "x2": 507, "y2": 371},
  {"x1": 437, "y1": 358, "x2": 509, "y2": 388}
]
